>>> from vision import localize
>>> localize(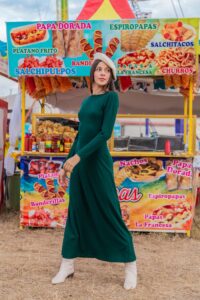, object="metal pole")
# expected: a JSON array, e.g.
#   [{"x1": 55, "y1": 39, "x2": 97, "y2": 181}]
[
  {"x1": 61, "y1": 0, "x2": 68, "y2": 21},
  {"x1": 183, "y1": 96, "x2": 188, "y2": 145},
  {"x1": 188, "y1": 78, "x2": 193, "y2": 154},
  {"x1": 21, "y1": 77, "x2": 26, "y2": 154},
  {"x1": 41, "y1": 98, "x2": 45, "y2": 114}
]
